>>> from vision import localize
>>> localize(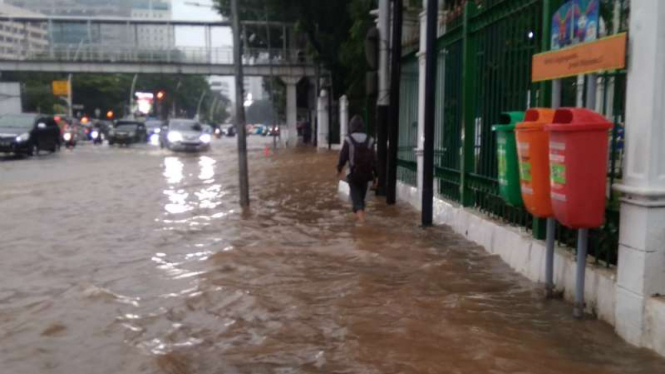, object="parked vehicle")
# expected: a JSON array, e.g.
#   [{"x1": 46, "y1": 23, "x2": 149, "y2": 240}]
[
  {"x1": 0, "y1": 113, "x2": 61, "y2": 156},
  {"x1": 268, "y1": 125, "x2": 281, "y2": 137},
  {"x1": 253, "y1": 124, "x2": 266, "y2": 135},
  {"x1": 220, "y1": 124, "x2": 236, "y2": 137},
  {"x1": 108, "y1": 121, "x2": 147, "y2": 146},
  {"x1": 161, "y1": 119, "x2": 211, "y2": 152}
]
